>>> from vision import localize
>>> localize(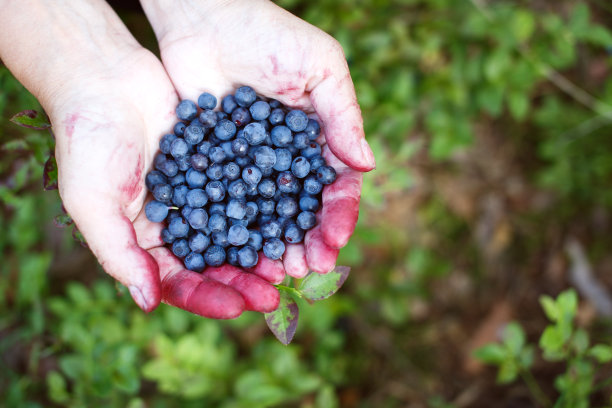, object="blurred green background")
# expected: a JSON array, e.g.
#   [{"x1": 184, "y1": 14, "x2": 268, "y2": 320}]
[{"x1": 2, "y1": 0, "x2": 612, "y2": 407}]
